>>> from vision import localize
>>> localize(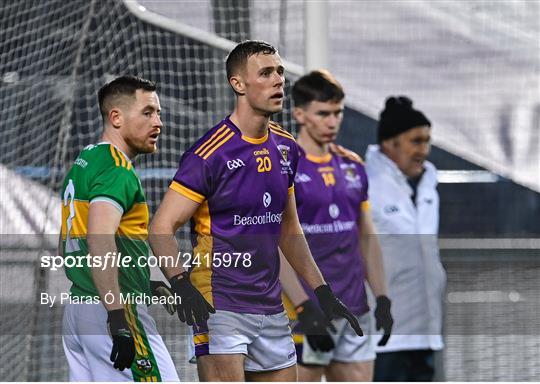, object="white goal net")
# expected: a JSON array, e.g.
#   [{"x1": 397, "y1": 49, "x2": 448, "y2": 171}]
[{"x1": 1, "y1": 0, "x2": 539, "y2": 381}]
